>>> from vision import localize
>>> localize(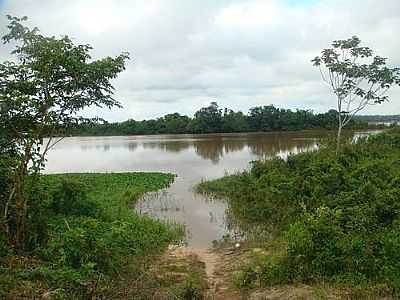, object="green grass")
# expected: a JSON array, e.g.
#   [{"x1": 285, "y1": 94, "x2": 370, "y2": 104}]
[
  {"x1": 41, "y1": 172, "x2": 175, "y2": 219},
  {"x1": 0, "y1": 172, "x2": 184, "y2": 299}
]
